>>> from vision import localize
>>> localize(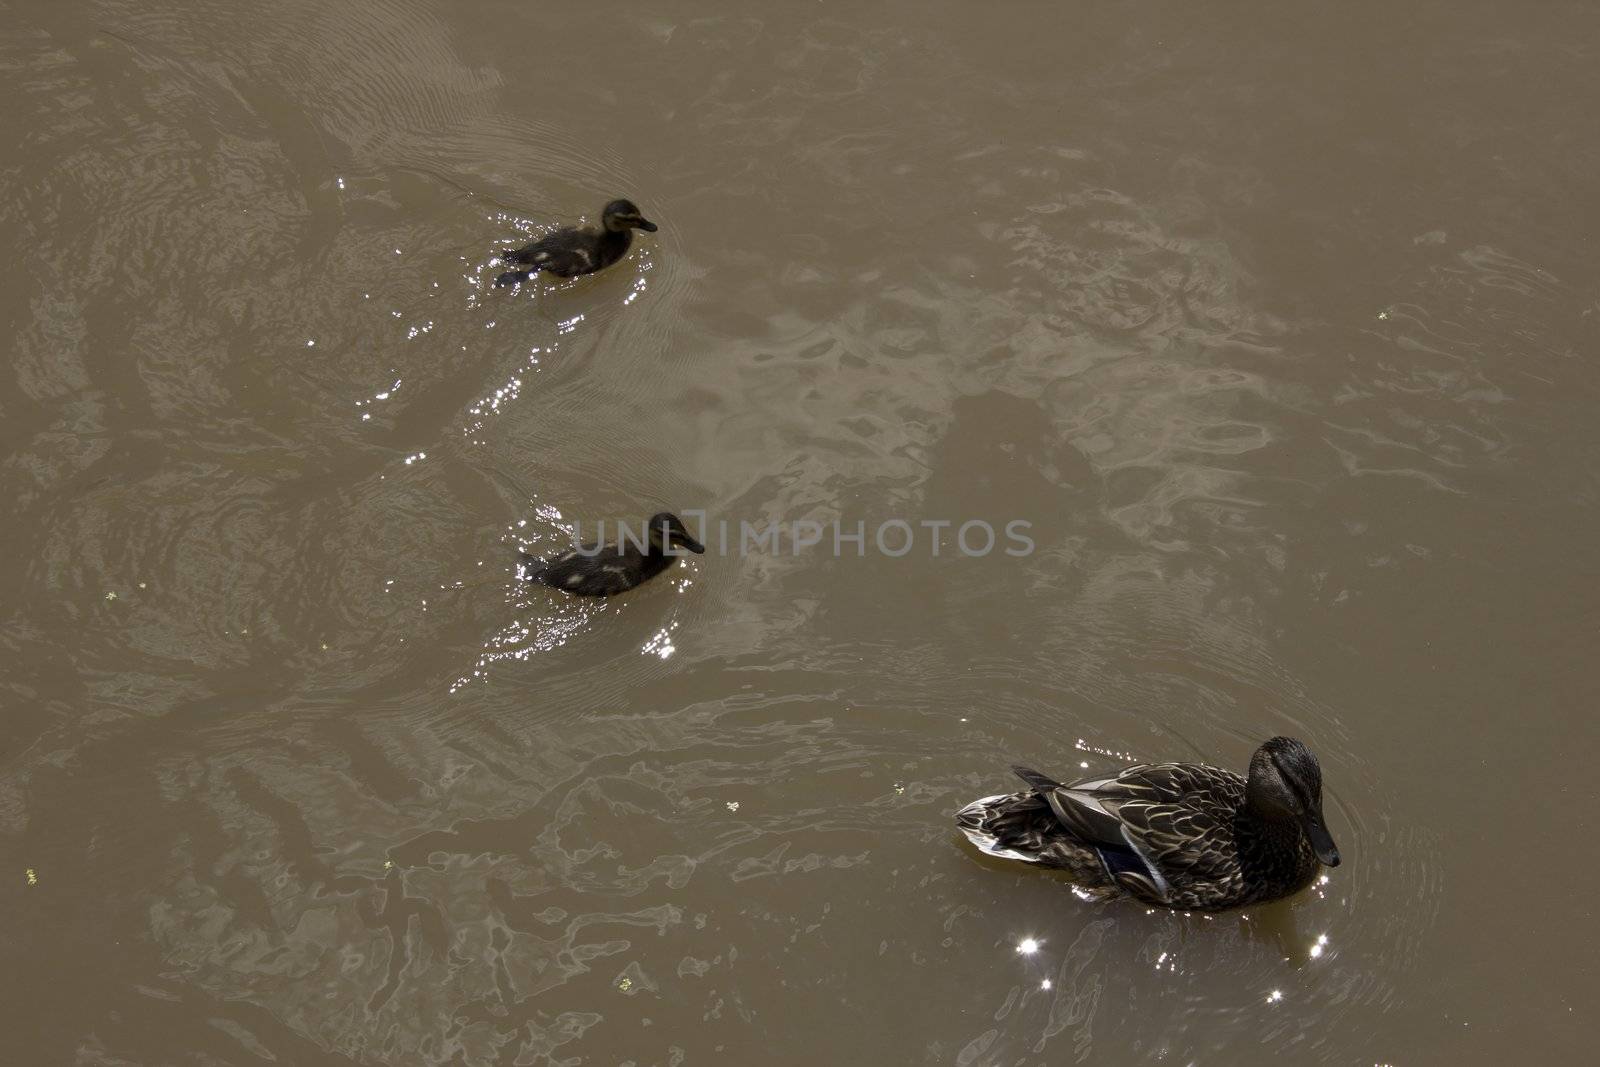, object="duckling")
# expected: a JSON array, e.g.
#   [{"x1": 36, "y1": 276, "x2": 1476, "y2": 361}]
[
  {"x1": 956, "y1": 736, "x2": 1341, "y2": 911},
  {"x1": 493, "y1": 198, "x2": 658, "y2": 286},
  {"x1": 521, "y1": 512, "x2": 705, "y2": 597}
]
